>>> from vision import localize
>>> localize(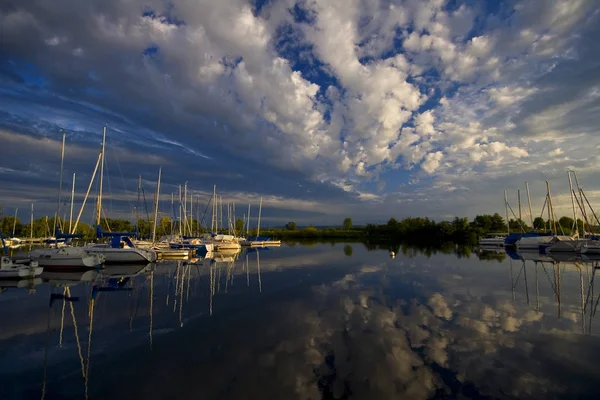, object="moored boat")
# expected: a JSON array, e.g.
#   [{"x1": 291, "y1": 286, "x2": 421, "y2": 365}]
[
  {"x1": 29, "y1": 247, "x2": 105, "y2": 268},
  {"x1": 0, "y1": 256, "x2": 43, "y2": 279},
  {"x1": 478, "y1": 234, "x2": 506, "y2": 247}
]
